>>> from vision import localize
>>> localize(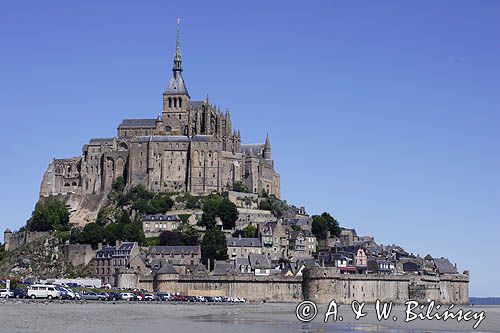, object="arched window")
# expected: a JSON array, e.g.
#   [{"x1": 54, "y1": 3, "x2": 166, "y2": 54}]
[
  {"x1": 178, "y1": 98, "x2": 182, "y2": 108},
  {"x1": 168, "y1": 98, "x2": 172, "y2": 108},
  {"x1": 174, "y1": 98, "x2": 177, "y2": 108}
]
